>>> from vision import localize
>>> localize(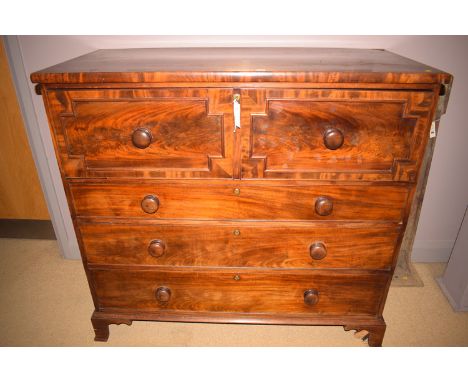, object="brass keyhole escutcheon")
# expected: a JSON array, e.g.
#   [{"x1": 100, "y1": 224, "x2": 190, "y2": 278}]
[
  {"x1": 233, "y1": 229, "x2": 241, "y2": 236},
  {"x1": 233, "y1": 188, "x2": 240, "y2": 196},
  {"x1": 233, "y1": 274, "x2": 241, "y2": 281}
]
